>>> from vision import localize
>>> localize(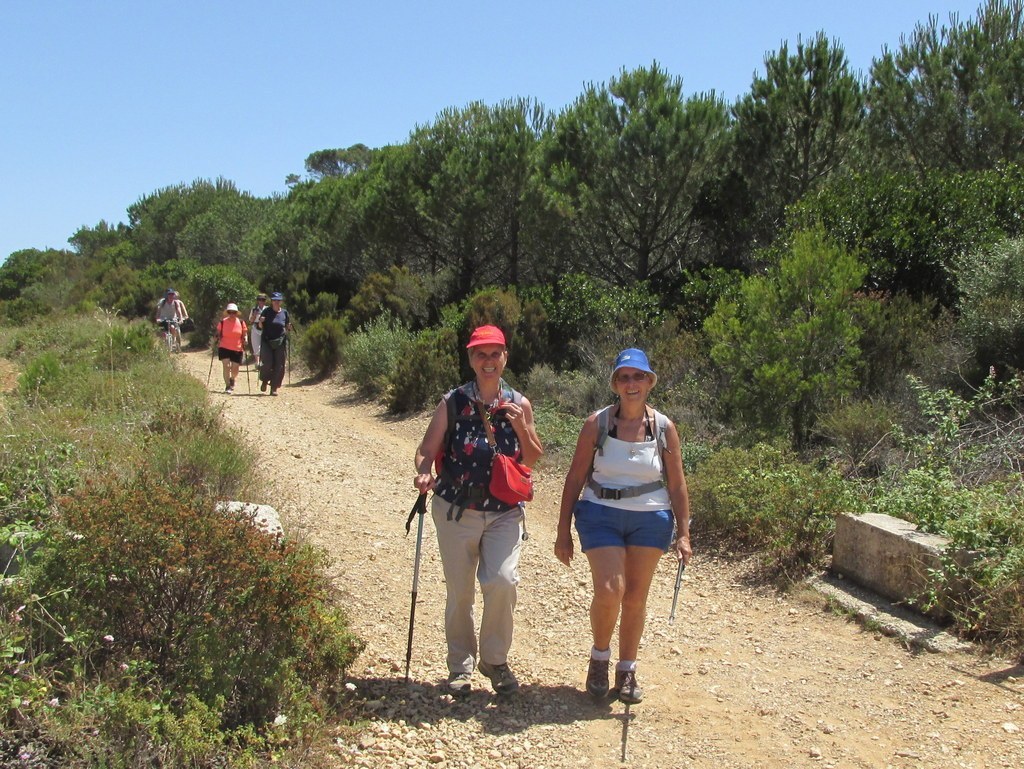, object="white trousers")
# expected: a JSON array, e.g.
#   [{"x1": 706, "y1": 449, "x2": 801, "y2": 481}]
[{"x1": 431, "y1": 495, "x2": 524, "y2": 674}]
